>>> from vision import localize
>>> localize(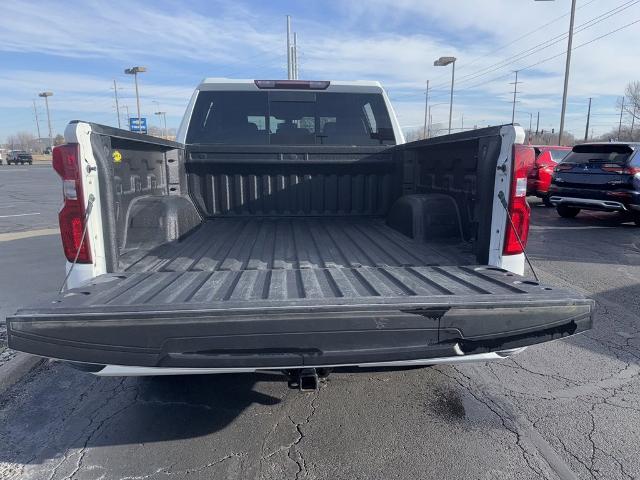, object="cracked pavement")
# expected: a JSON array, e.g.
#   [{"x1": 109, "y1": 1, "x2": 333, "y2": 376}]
[{"x1": 1, "y1": 170, "x2": 639, "y2": 479}]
